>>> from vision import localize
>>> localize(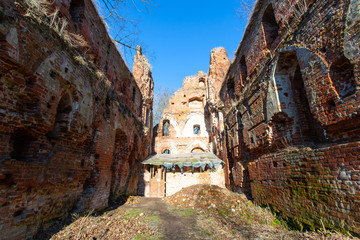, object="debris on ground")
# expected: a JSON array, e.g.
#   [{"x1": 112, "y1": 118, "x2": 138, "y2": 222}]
[
  {"x1": 50, "y1": 207, "x2": 160, "y2": 240},
  {"x1": 43, "y1": 184, "x2": 358, "y2": 240},
  {"x1": 124, "y1": 196, "x2": 141, "y2": 205},
  {"x1": 165, "y1": 184, "x2": 358, "y2": 240}
]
